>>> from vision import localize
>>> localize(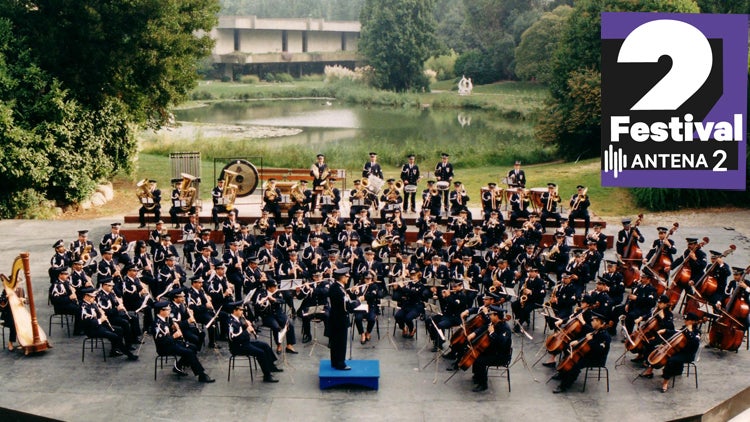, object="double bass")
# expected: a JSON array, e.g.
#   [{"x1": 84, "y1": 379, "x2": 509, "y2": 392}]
[
  {"x1": 708, "y1": 266, "x2": 750, "y2": 352},
  {"x1": 669, "y1": 237, "x2": 709, "y2": 290},
  {"x1": 617, "y1": 214, "x2": 644, "y2": 287},
  {"x1": 682, "y1": 244, "x2": 734, "y2": 319}
]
